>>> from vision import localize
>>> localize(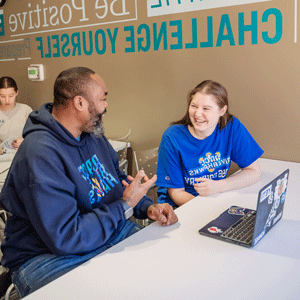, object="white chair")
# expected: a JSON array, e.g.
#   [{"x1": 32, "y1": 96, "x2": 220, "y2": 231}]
[
  {"x1": 133, "y1": 147, "x2": 159, "y2": 226},
  {"x1": 115, "y1": 129, "x2": 131, "y2": 175},
  {"x1": 4, "y1": 283, "x2": 18, "y2": 300},
  {"x1": 115, "y1": 129, "x2": 131, "y2": 143},
  {"x1": 133, "y1": 146, "x2": 159, "y2": 179}
]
